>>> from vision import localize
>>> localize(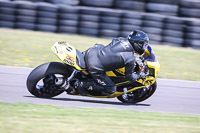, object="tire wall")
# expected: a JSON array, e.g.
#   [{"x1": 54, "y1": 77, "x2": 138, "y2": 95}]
[{"x1": 0, "y1": 0, "x2": 200, "y2": 48}]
